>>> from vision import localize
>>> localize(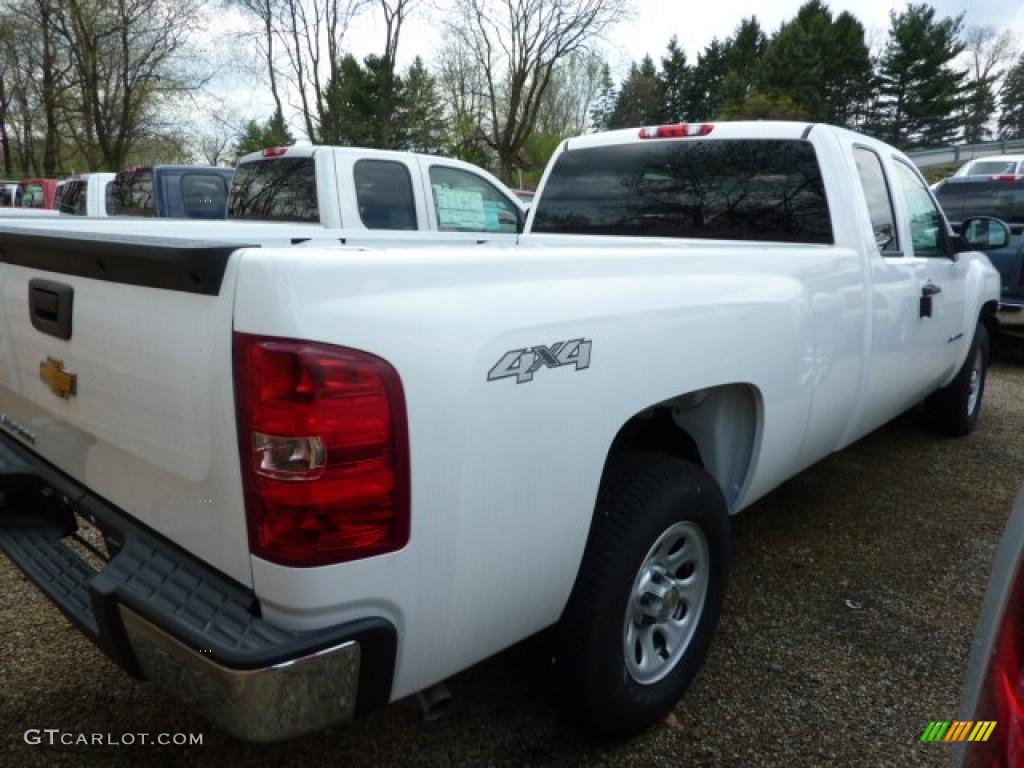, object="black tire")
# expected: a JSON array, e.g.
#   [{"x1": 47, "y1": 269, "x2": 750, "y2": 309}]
[
  {"x1": 553, "y1": 452, "x2": 730, "y2": 738},
  {"x1": 923, "y1": 321, "x2": 989, "y2": 436}
]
